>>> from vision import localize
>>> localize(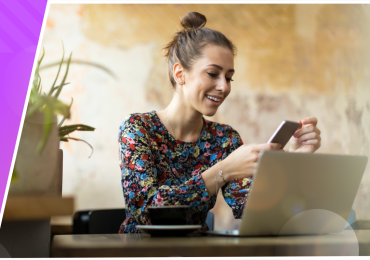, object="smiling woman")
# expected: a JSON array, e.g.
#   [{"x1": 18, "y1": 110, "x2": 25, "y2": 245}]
[{"x1": 117, "y1": 11, "x2": 322, "y2": 234}]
